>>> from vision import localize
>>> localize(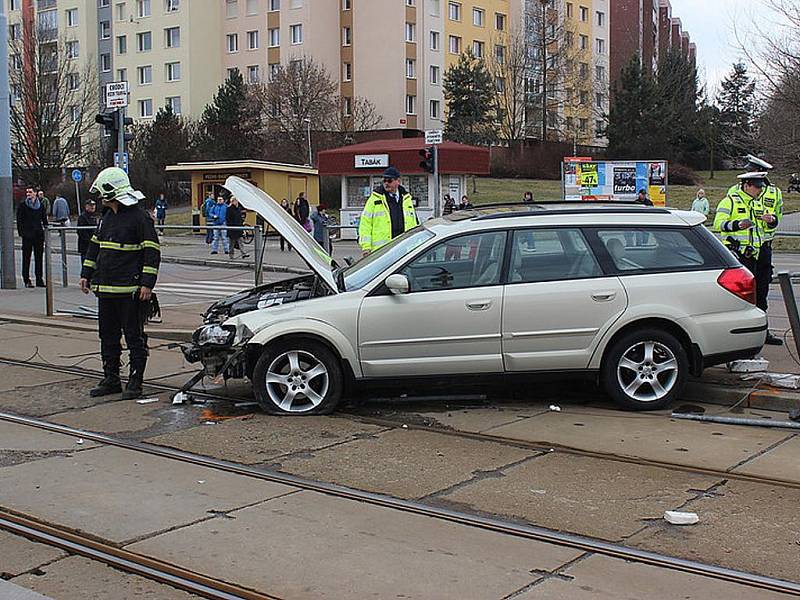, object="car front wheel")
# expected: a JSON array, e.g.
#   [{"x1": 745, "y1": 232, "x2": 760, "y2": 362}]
[
  {"x1": 252, "y1": 339, "x2": 343, "y2": 415},
  {"x1": 601, "y1": 328, "x2": 687, "y2": 410}
]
